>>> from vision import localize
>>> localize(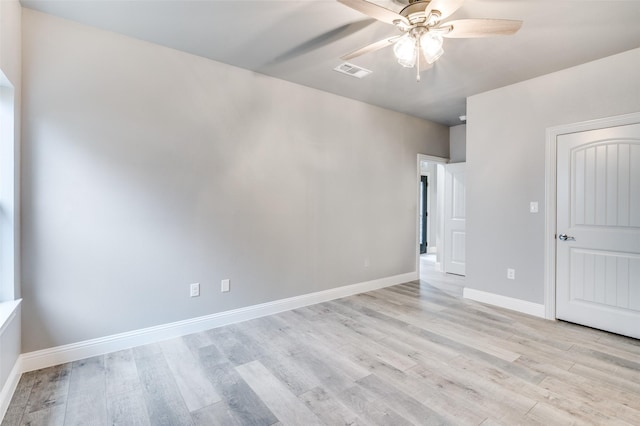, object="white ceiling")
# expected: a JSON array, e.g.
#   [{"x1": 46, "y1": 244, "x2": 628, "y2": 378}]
[{"x1": 20, "y1": 0, "x2": 640, "y2": 126}]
